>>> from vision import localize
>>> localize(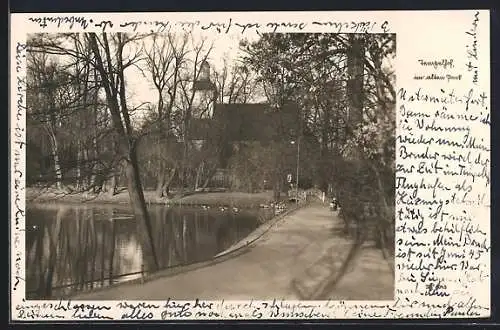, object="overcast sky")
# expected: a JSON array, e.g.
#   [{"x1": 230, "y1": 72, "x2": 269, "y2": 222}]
[{"x1": 126, "y1": 30, "x2": 258, "y2": 110}]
